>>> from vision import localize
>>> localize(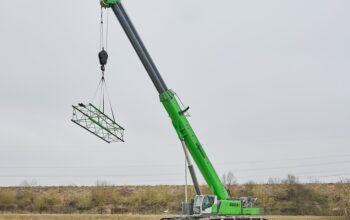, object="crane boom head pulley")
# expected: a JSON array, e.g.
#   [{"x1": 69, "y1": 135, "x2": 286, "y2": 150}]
[{"x1": 100, "y1": 0, "x2": 120, "y2": 8}]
